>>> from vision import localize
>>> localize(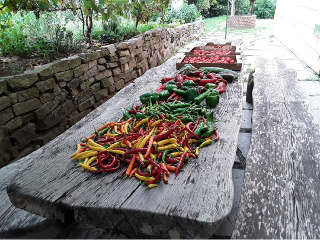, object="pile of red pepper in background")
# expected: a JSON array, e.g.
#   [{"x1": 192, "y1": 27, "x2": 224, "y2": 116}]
[
  {"x1": 192, "y1": 49, "x2": 231, "y2": 55},
  {"x1": 70, "y1": 65, "x2": 238, "y2": 189}
]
